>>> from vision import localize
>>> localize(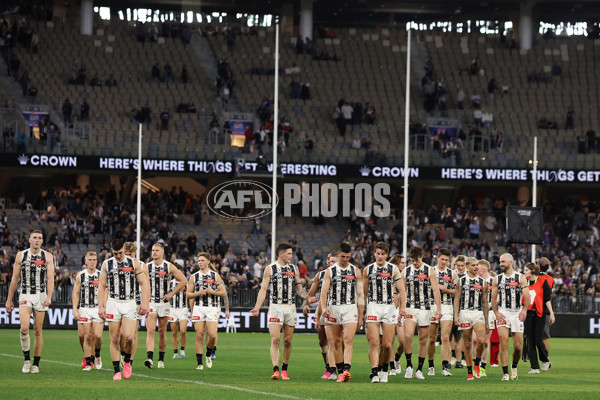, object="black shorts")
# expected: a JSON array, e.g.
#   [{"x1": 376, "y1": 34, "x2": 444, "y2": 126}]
[
  {"x1": 450, "y1": 323, "x2": 462, "y2": 341},
  {"x1": 542, "y1": 314, "x2": 551, "y2": 338}
]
